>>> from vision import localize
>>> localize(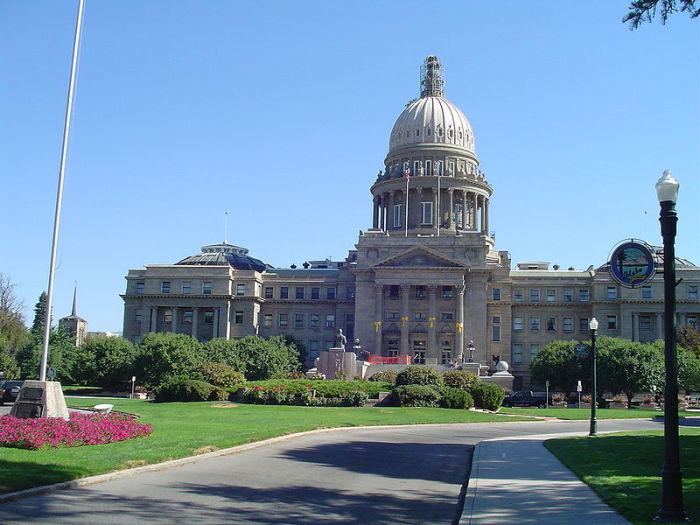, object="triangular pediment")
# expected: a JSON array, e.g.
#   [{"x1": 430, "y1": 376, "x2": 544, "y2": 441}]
[{"x1": 371, "y1": 247, "x2": 467, "y2": 269}]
